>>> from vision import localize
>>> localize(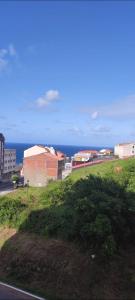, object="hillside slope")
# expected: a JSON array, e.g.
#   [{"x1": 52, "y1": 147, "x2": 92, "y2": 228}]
[{"x1": 0, "y1": 158, "x2": 135, "y2": 299}]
